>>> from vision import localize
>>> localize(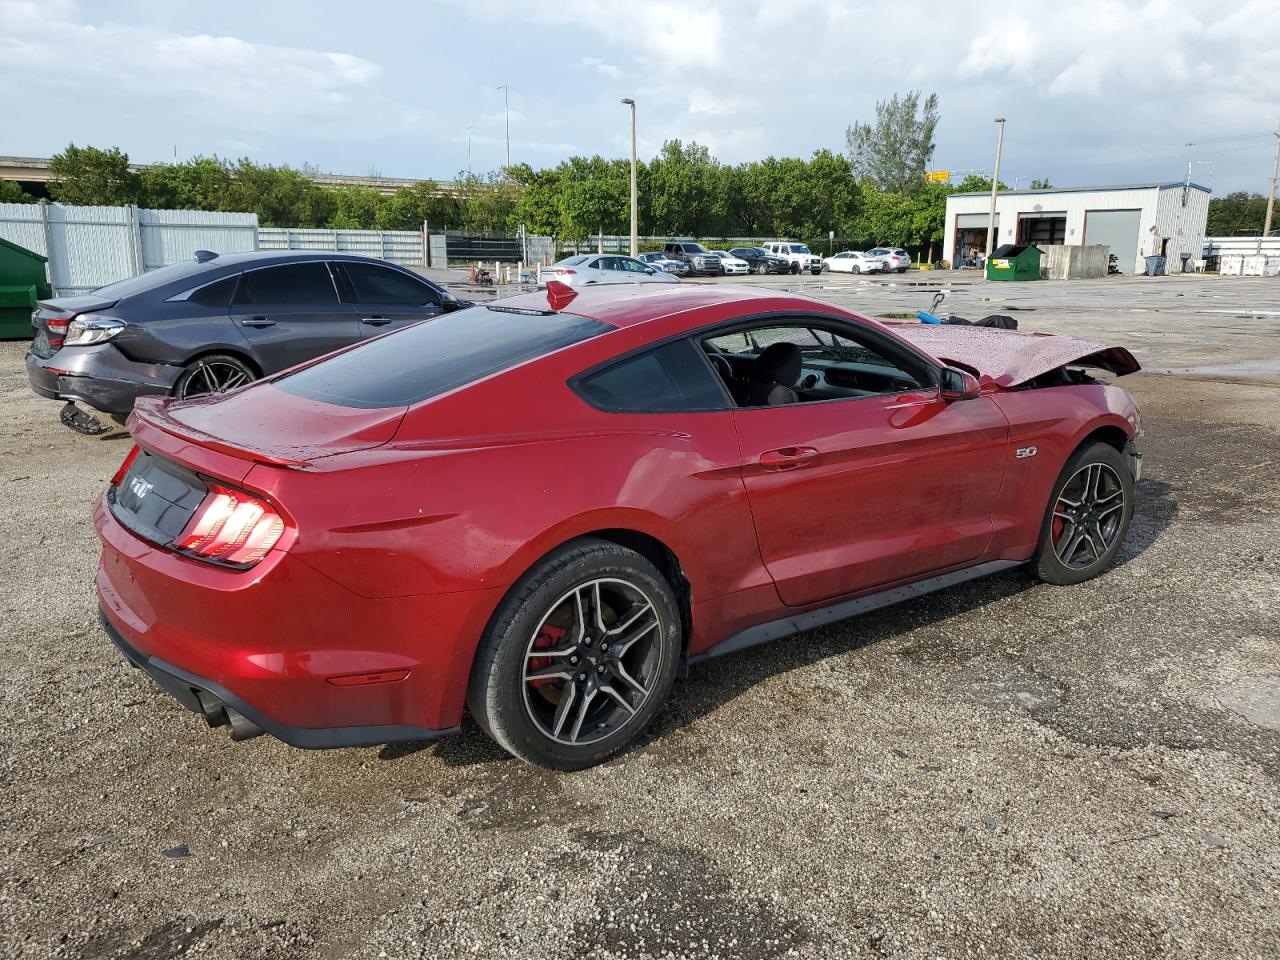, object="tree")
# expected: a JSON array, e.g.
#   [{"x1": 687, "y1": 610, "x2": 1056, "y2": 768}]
[
  {"x1": 48, "y1": 144, "x2": 143, "y2": 205},
  {"x1": 845, "y1": 92, "x2": 940, "y2": 194},
  {"x1": 554, "y1": 156, "x2": 629, "y2": 241},
  {"x1": 376, "y1": 182, "x2": 461, "y2": 230},
  {"x1": 1207, "y1": 192, "x2": 1268, "y2": 235},
  {"x1": 223, "y1": 159, "x2": 334, "y2": 227},
  {"x1": 1029, "y1": 178, "x2": 1053, "y2": 190},
  {"x1": 452, "y1": 170, "x2": 521, "y2": 233},
  {"x1": 139, "y1": 157, "x2": 235, "y2": 210},
  {"x1": 327, "y1": 185, "x2": 383, "y2": 229},
  {"x1": 509, "y1": 163, "x2": 564, "y2": 237},
  {"x1": 646, "y1": 140, "x2": 724, "y2": 236},
  {"x1": 0, "y1": 180, "x2": 36, "y2": 203}
]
